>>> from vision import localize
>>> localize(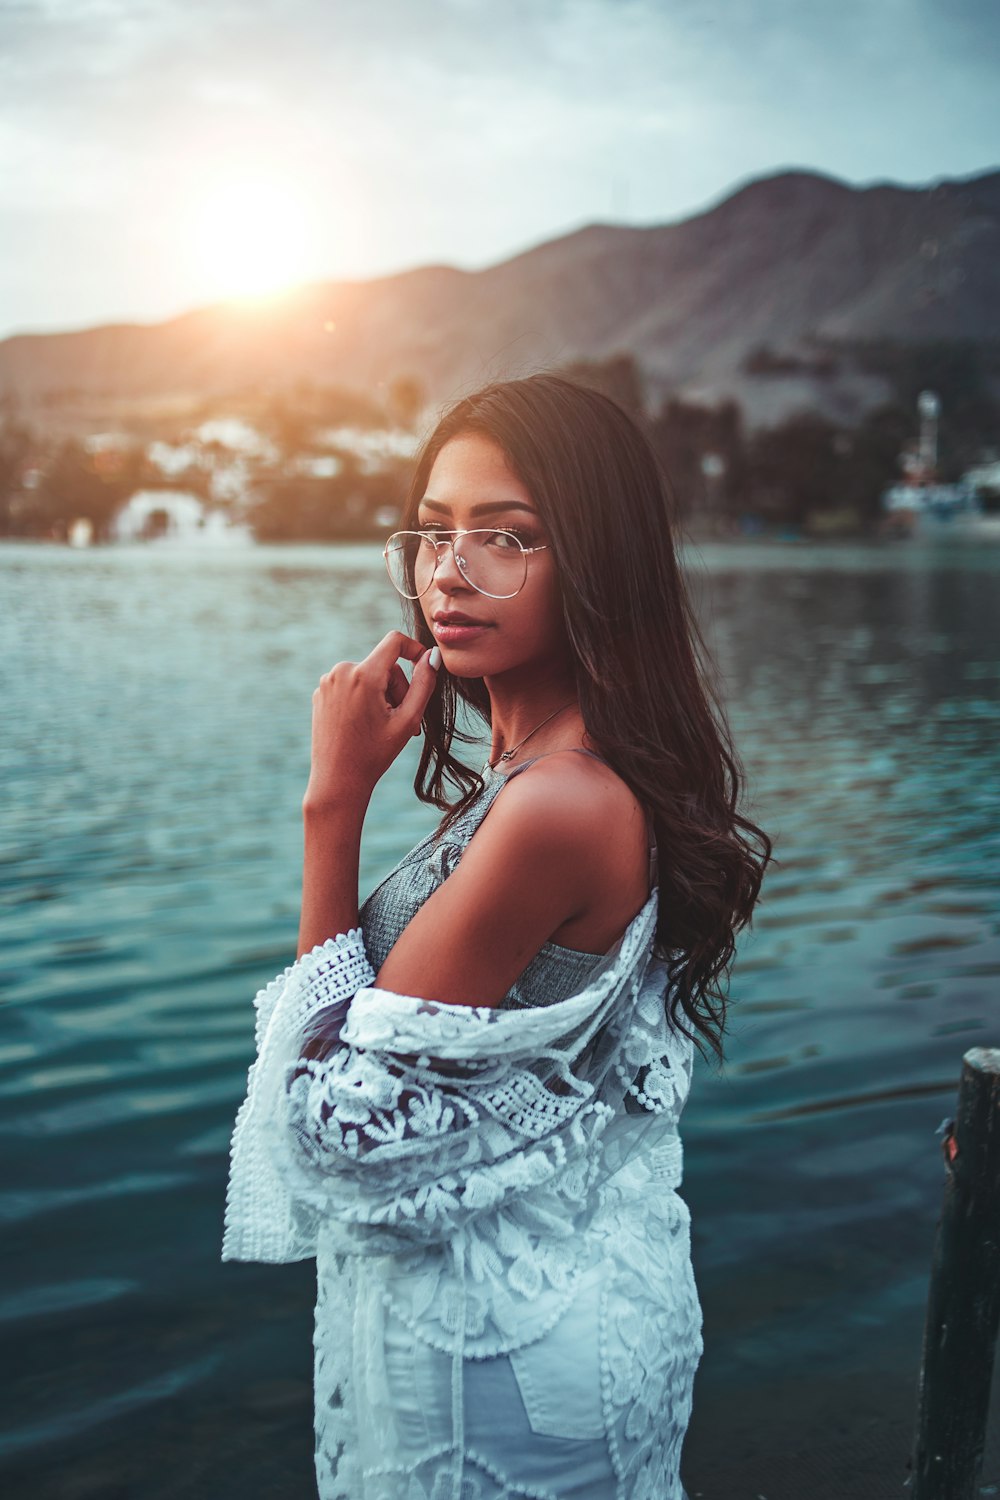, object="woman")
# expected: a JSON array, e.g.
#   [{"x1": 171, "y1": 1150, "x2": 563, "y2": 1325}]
[{"x1": 223, "y1": 373, "x2": 772, "y2": 1500}]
